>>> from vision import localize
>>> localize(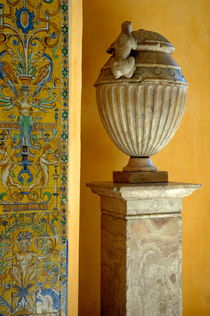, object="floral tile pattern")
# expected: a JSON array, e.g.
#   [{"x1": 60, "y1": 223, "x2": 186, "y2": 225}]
[{"x1": 0, "y1": 0, "x2": 68, "y2": 314}]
